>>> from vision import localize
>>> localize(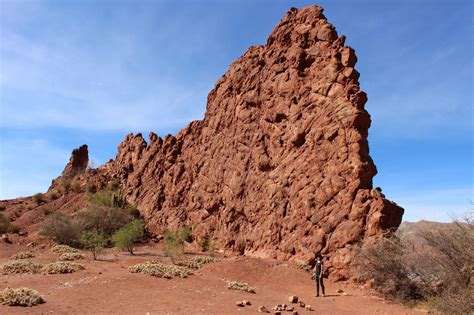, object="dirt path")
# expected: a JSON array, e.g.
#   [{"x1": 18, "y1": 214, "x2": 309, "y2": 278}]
[{"x1": 0, "y1": 243, "x2": 426, "y2": 314}]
